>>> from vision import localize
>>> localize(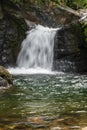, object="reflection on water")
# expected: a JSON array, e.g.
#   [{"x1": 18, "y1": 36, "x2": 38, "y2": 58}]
[{"x1": 0, "y1": 73, "x2": 87, "y2": 130}]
